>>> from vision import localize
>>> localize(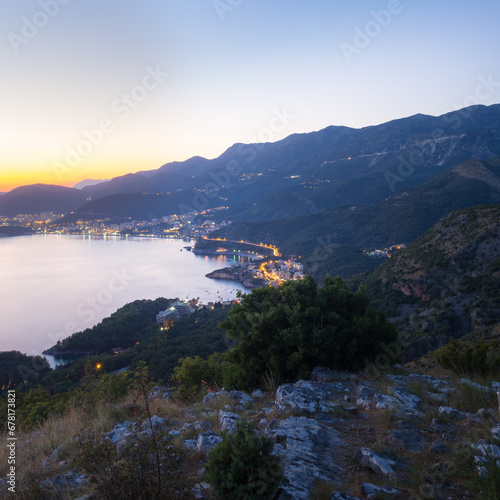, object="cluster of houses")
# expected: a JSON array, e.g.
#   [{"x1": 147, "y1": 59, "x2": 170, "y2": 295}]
[
  {"x1": 253, "y1": 259, "x2": 304, "y2": 283},
  {"x1": 365, "y1": 243, "x2": 406, "y2": 258}
]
